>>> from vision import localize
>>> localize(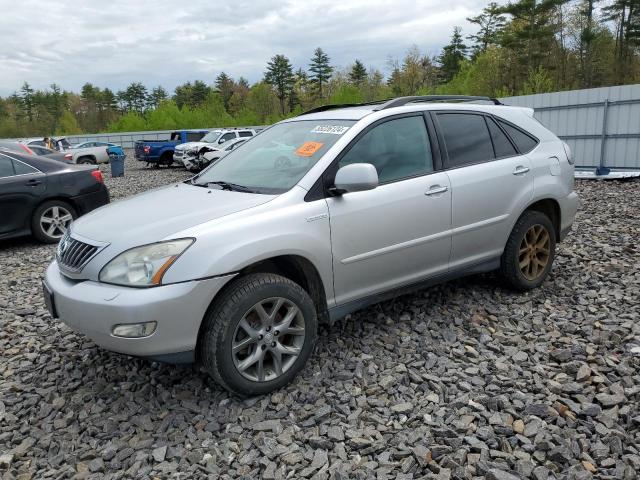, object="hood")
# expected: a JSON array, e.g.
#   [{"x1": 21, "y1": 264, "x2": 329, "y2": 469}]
[
  {"x1": 175, "y1": 141, "x2": 212, "y2": 152},
  {"x1": 71, "y1": 183, "x2": 275, "y2": 245}
]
